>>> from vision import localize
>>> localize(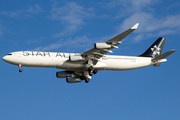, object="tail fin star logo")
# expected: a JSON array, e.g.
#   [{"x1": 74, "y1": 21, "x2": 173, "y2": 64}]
[{"x1": 151, "y1": 45, "x2": 161, "y2": 57}]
